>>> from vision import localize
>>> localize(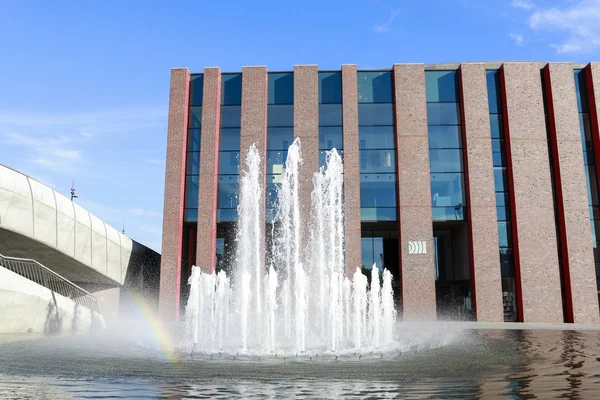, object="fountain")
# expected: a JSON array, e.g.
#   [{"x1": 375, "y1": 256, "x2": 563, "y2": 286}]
[{"x1": 184, "y1": 139, "x2": 396, "y2": 354}]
